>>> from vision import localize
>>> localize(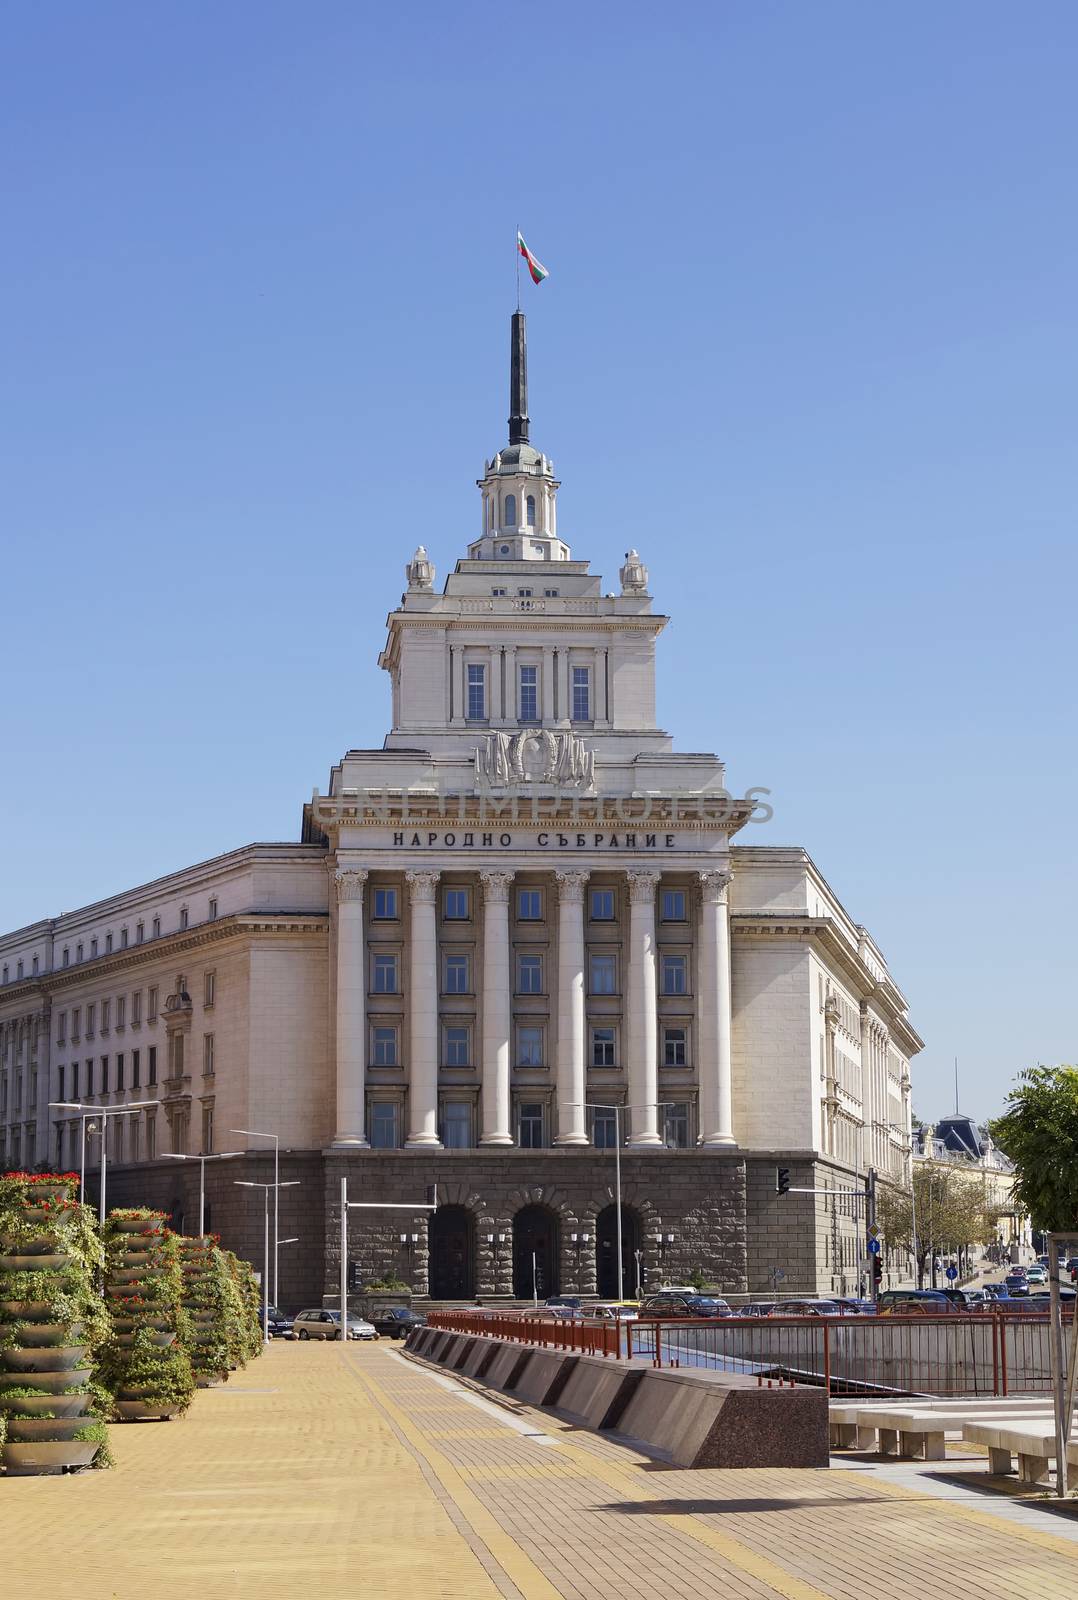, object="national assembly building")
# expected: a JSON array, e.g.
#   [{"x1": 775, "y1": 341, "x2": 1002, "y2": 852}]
[{"x1": 0, "y1": 315, "x2": 922, "y2": 1309}]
